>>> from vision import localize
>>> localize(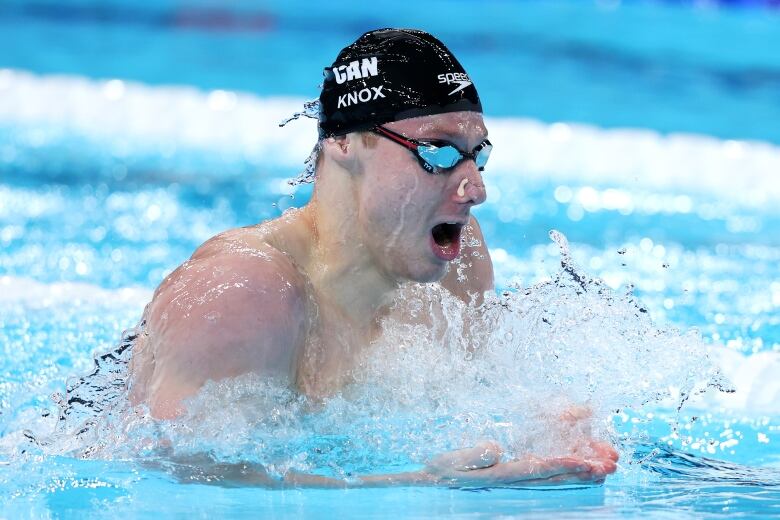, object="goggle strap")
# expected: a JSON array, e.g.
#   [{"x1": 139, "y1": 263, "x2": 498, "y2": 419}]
[{"x1": 373, "y1": 127, "x2": 419, "y2": 152}]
